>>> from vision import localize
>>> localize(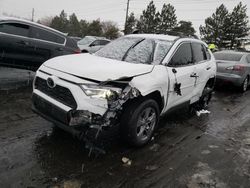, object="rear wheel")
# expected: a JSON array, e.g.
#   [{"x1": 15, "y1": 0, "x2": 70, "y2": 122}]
[
  {"x1": 241, "y1": 77, "x2": 249, "y2": 93},
  {"x1": 81, "y1": 50, "x2": 89, "y2": 53},
  {"x1": 120, "y1": 99, "x2": 159, "y2": 147},
  {"x1": 198, "y1": 85, "x2": 213, "y2": 110}
]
